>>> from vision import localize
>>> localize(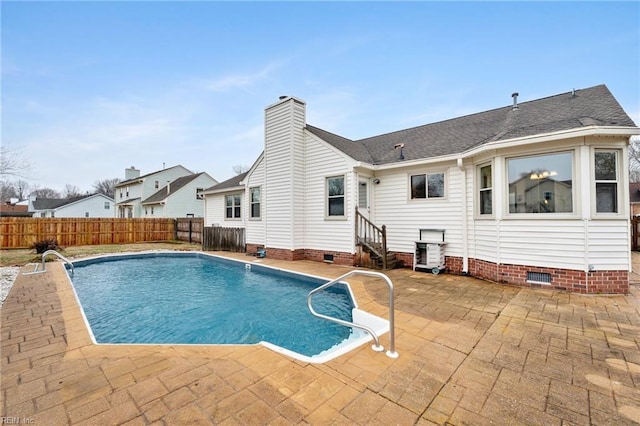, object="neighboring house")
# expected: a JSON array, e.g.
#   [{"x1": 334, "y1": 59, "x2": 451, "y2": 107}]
[
  {"x1": 28, "y1": 193, "x2": 115, "y2": 218},
  {"x1": 0, "y1": 203, "x2": 33, "y2": 217},
  {"x1": 141, "y1": 172, "x2": 218, "y2": 218},
  {"x1": 114, "y1": 165, "x2": 217, "y2": 218},
  {"x1": 202, "y1": 85, "x2": 639, "y2": 294},
  {"x1": 630, "y1": 182, "x2": 640, "y2": 216}
]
